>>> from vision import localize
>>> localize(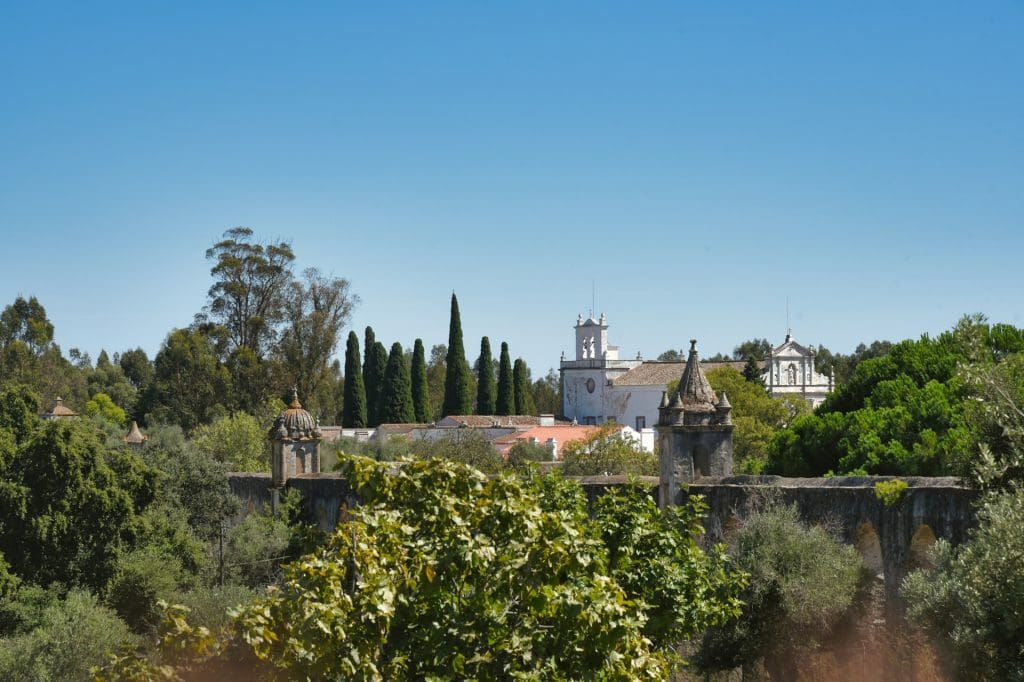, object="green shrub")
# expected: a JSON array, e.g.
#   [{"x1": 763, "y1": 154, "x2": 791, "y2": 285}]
[
  {"x1": 0, "y1": 589, "x2": 137, "y2": 682},
  {"x1": 106, "y1": 547, "x2": 185, "y2": 634},
  {"x1": 694, "y1": 504, "x2": 864, "y2": 679},
  {"x1": 169, "y1": 584, "x2": 256, "y2": 633},
  {"x1": 903, "y1": 488, "x2": 1024, "y2": 679},
  {"x1": 874, "y1": 479, "x2": 908, "y2": 506}
]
